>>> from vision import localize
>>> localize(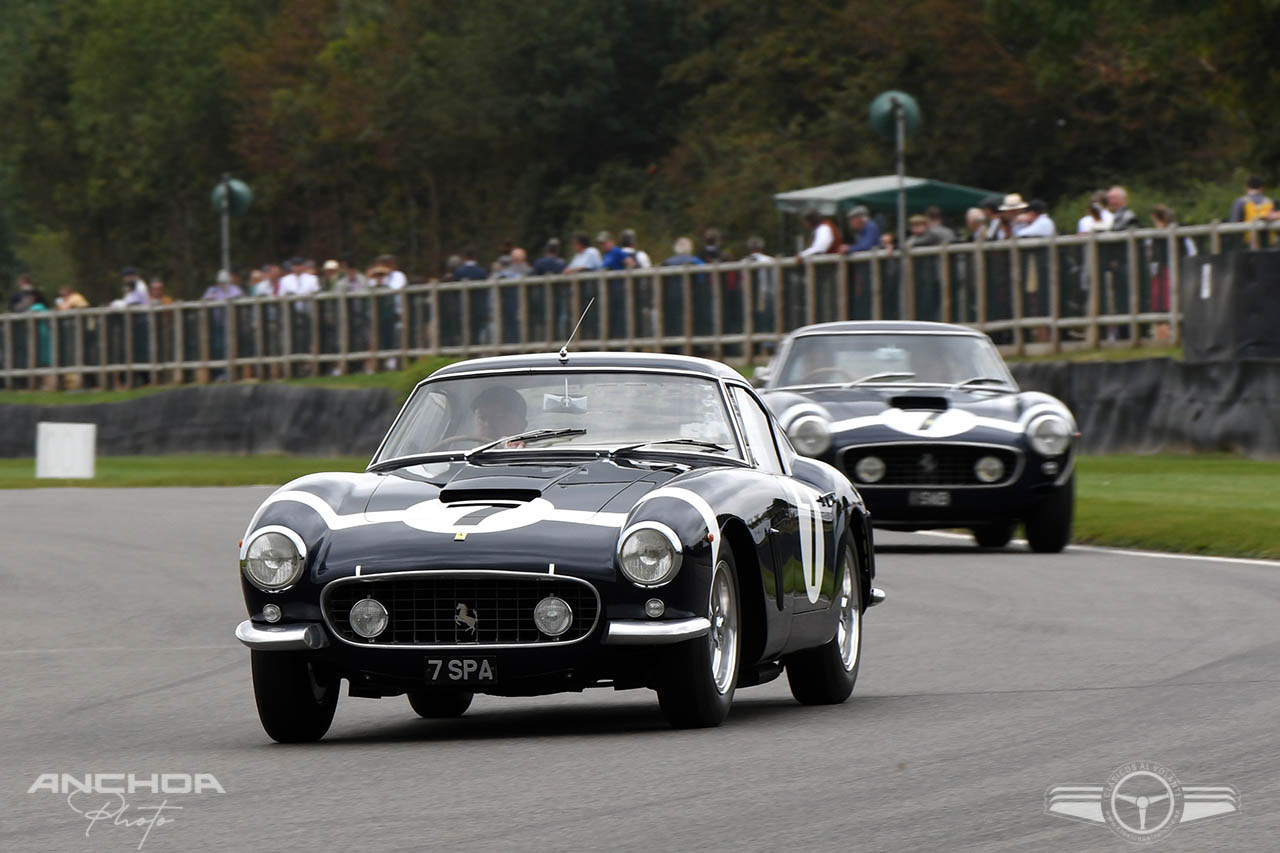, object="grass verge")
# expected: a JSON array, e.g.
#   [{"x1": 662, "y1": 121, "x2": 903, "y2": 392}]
[
  {"x1": 1073, "y1": 454, "x2": 1280, "y2": 560},
  {"x1": 1, "y1": 451, "x2": 1276, "y2": 561}
]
